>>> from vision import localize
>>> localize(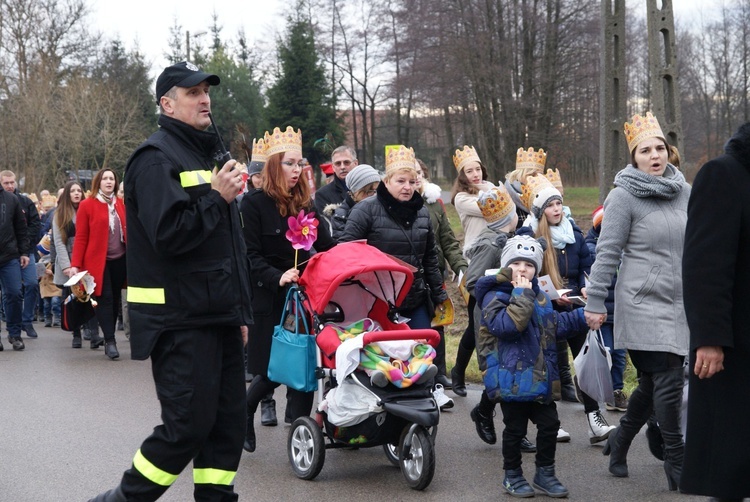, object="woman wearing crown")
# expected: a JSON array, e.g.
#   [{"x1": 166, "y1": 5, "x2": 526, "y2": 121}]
[
  {"x1": 583, "y1": 112, "x2": 690, "y2": 491},
  {"x1": 240, "y1": 126, "x2": 336, "y2": 453}
]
